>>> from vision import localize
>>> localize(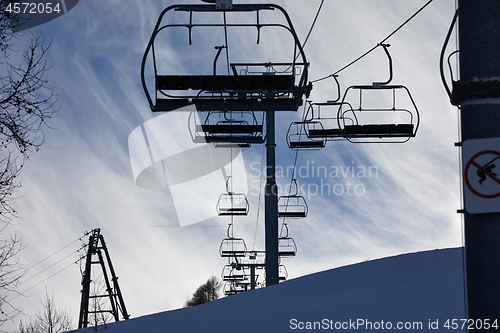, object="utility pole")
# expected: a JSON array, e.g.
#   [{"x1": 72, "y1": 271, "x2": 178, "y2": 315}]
[{"x1": 456, "y1": 0, "x2": 500, "y2": 322}]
